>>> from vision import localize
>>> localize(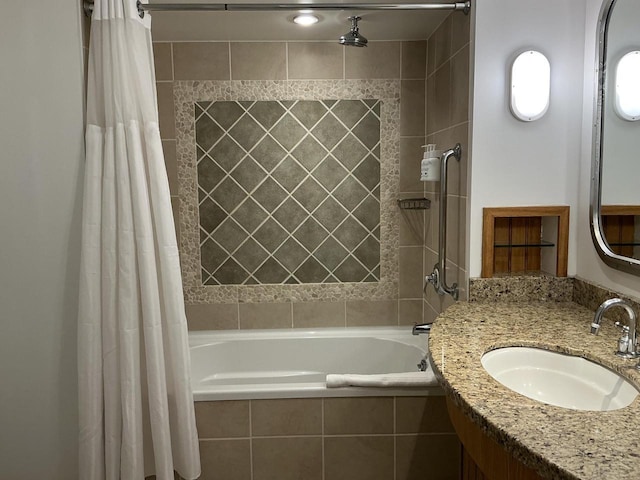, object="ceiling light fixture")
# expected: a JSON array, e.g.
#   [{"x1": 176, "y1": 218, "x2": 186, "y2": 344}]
[{"x1": 293, "y1": 13, "x2": 319, "y2": 26}]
